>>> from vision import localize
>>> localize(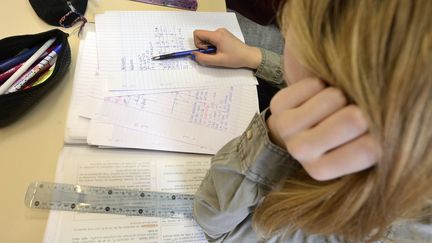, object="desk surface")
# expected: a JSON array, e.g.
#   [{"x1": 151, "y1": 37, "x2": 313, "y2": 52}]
[{"x1": 0, "y1": 1, "x2": 226, "y2": 242}]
